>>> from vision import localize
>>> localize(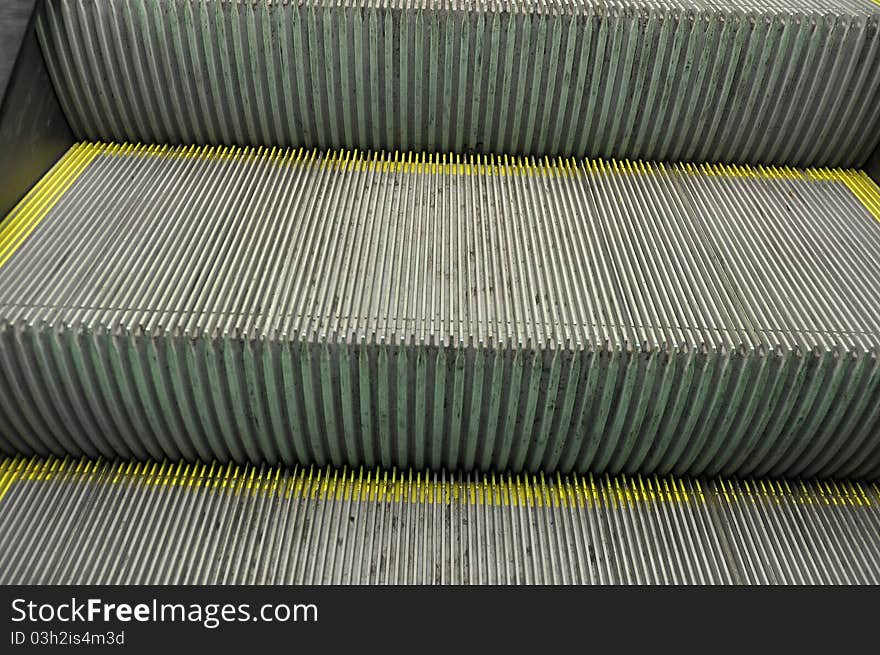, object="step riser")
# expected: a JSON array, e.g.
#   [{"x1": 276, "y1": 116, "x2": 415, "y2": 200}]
[{"x1": 37, "y1": 0, "x2": 880, "y2": 166}]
